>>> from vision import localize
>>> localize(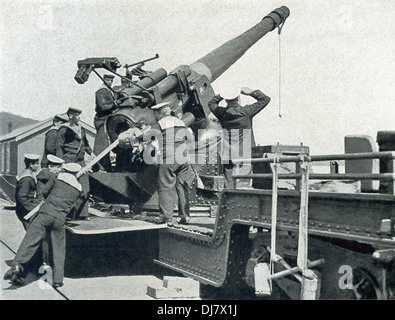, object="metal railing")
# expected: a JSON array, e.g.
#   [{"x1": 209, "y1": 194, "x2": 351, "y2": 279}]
[
  {"x1": 232, "y1": 151, "x2": 395, "y2": 184},
  {"x1": 231, "y1": 150, "x2": 395, "y2": 299}
]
